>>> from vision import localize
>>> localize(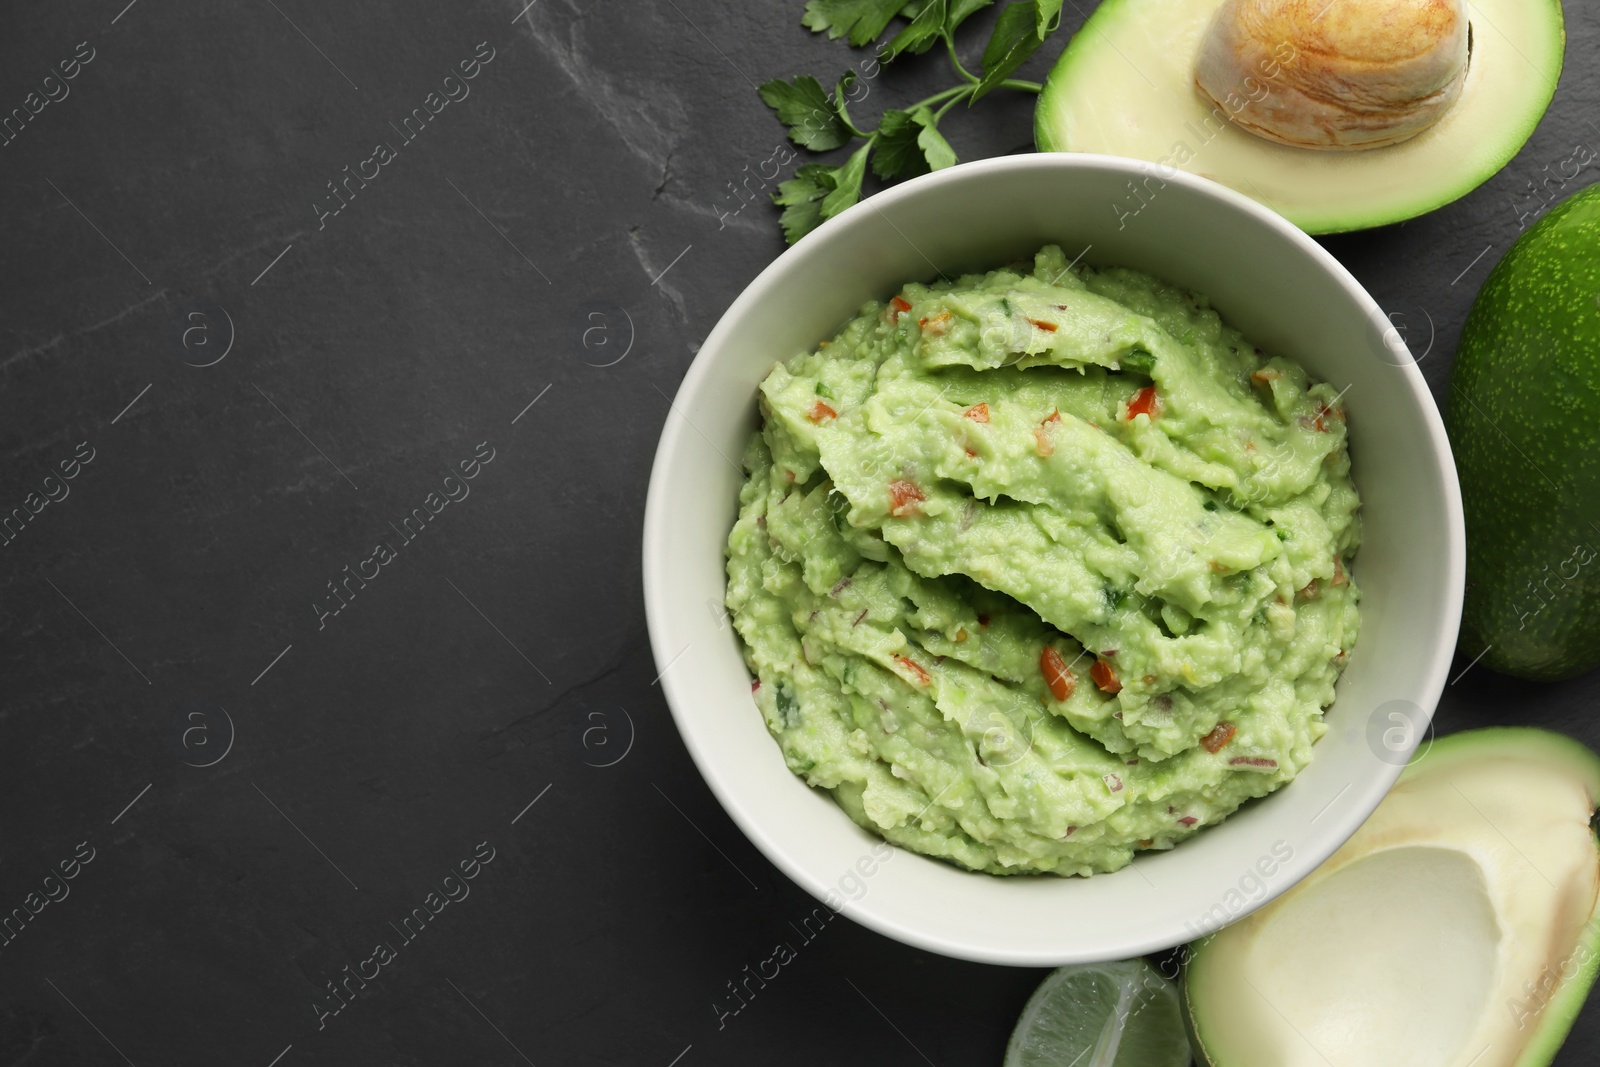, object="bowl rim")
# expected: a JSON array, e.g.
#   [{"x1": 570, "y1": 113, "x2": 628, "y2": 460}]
[{"x1": 642, "y1": 151, "x2": 1465, "y2": 965}]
